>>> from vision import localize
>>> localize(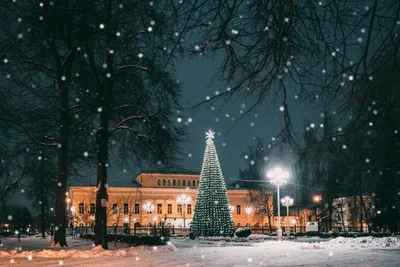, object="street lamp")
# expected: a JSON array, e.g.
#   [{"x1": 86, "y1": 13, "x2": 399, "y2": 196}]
[
  {"x1": 143, "y1": 203, "x2": 154, "y2": 236},
  {"x1": 65, "y1": 197, "x2": 72, "y2": 227},
  {"x1": 176, "y1": 194, "x2": 191, "y2": 230},
  {"x1": 245, "y1": 206, "x2": 252, "y2": 226},
  {"x1": 267, "y1": 166, "x2": 290, "y2": 240},
  {"x1": 313, "y1": 195, "x2": 322, "y2": 221},
  {"x1": 281, "y1": 196, "x2": 294, "y2": 235},
  {"x1": 291, "y1": 219, "x2": 297, "y2": 233}
]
